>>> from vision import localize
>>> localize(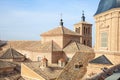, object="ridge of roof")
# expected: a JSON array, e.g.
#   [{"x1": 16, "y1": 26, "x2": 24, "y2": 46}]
[{"x1": 41, "y1": 26, "x2": 80, "y2": 36}]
